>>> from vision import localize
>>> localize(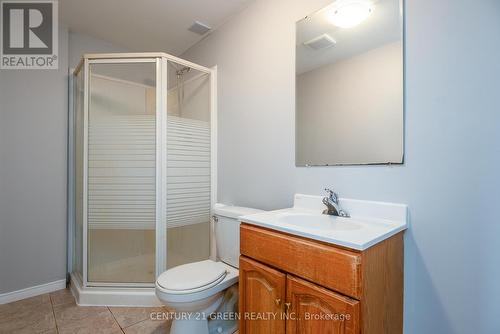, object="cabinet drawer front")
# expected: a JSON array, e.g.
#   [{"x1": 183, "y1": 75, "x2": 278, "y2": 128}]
[{"x1": 240, "y1": 224, "x2": 362, "y2": 299}]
